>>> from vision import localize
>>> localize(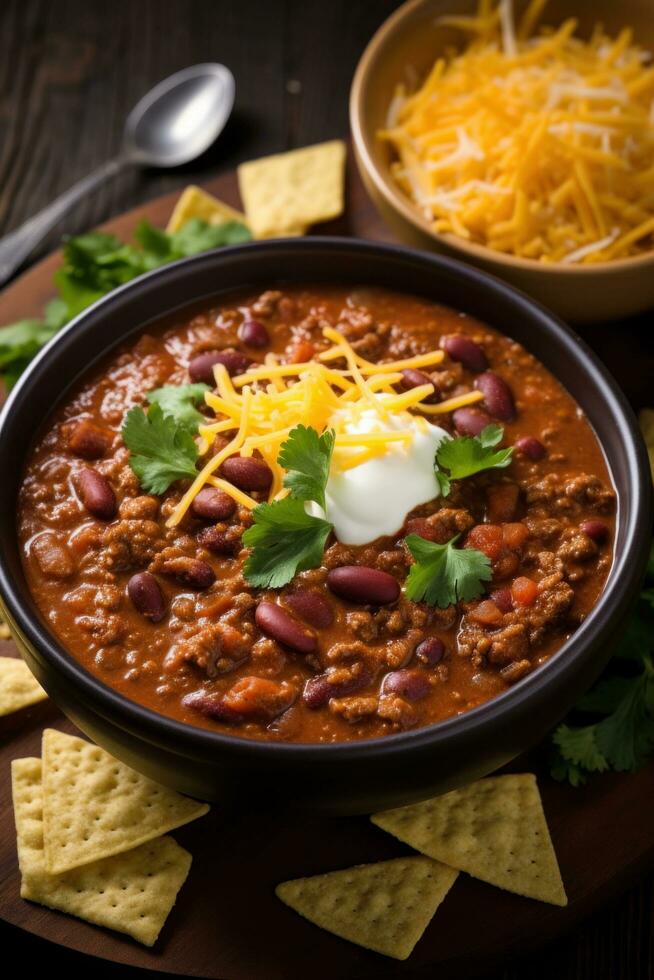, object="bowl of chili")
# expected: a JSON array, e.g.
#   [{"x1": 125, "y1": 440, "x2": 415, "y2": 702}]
[{"x1": 0, "y1": 238, "x2": 650, "y2": 813}]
